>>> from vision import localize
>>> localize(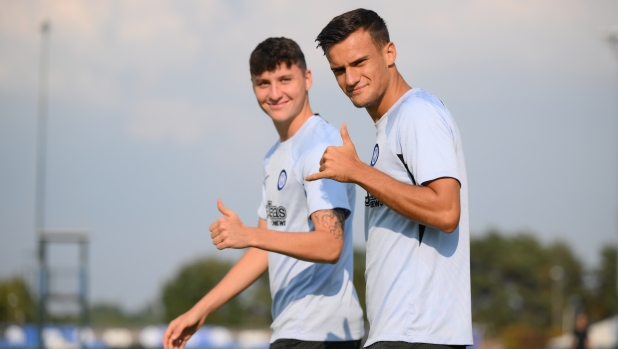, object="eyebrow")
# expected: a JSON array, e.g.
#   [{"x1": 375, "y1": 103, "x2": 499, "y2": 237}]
[
  {"x1": 350, "y1": 56, "x2": 369, "y2": 66},
  {"x1": 330, "y1": 55, "x2": 370, "y2": 73}
]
